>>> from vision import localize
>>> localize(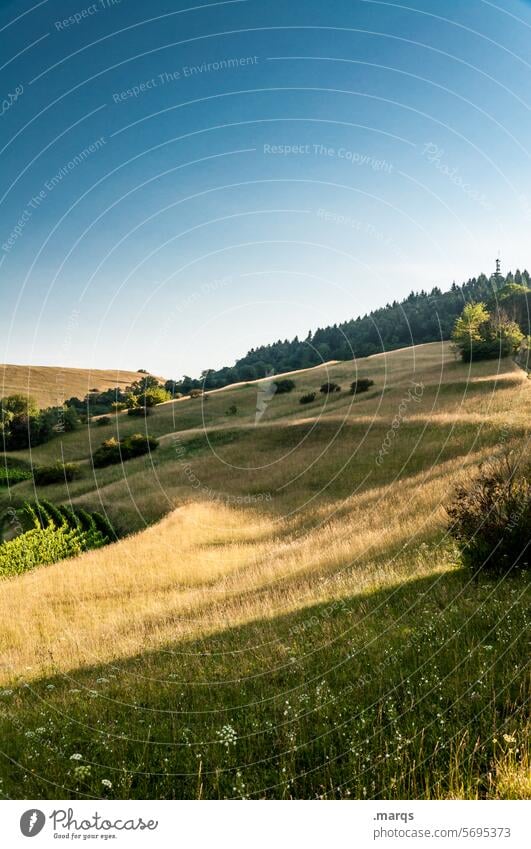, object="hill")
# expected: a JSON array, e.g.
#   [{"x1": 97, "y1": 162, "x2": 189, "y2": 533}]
[
  {"x1": 0, "y1": 364, "x2": 160, "y2": 409},
  {"x1": 167, "y1": 270, "x2": 531, "y2": 393},
  {"x1": 0, "y1": 342, "x2": 529, "y2": 800}
]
